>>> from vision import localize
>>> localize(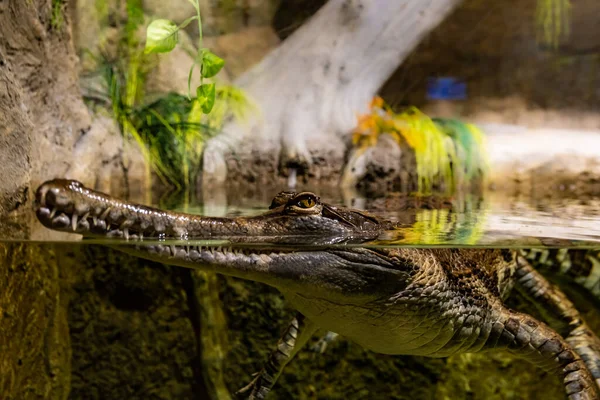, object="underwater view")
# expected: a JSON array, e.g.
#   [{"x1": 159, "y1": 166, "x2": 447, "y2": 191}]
[
  {"x1": 3, "y1": 182, "x2": 600, "y2": 399},
  {"x1": 2, "y1": 0, "x2": 600, "y2": 399}
]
